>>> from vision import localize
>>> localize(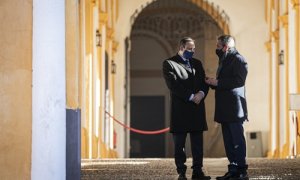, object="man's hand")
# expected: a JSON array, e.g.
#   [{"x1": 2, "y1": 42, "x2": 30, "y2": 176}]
[
  {"x1": 192, "y1": 91, "x2": 204, "y2": 105},
  {"x1": 205, "y1": 77, "x2": 218, "y2": 86}
]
